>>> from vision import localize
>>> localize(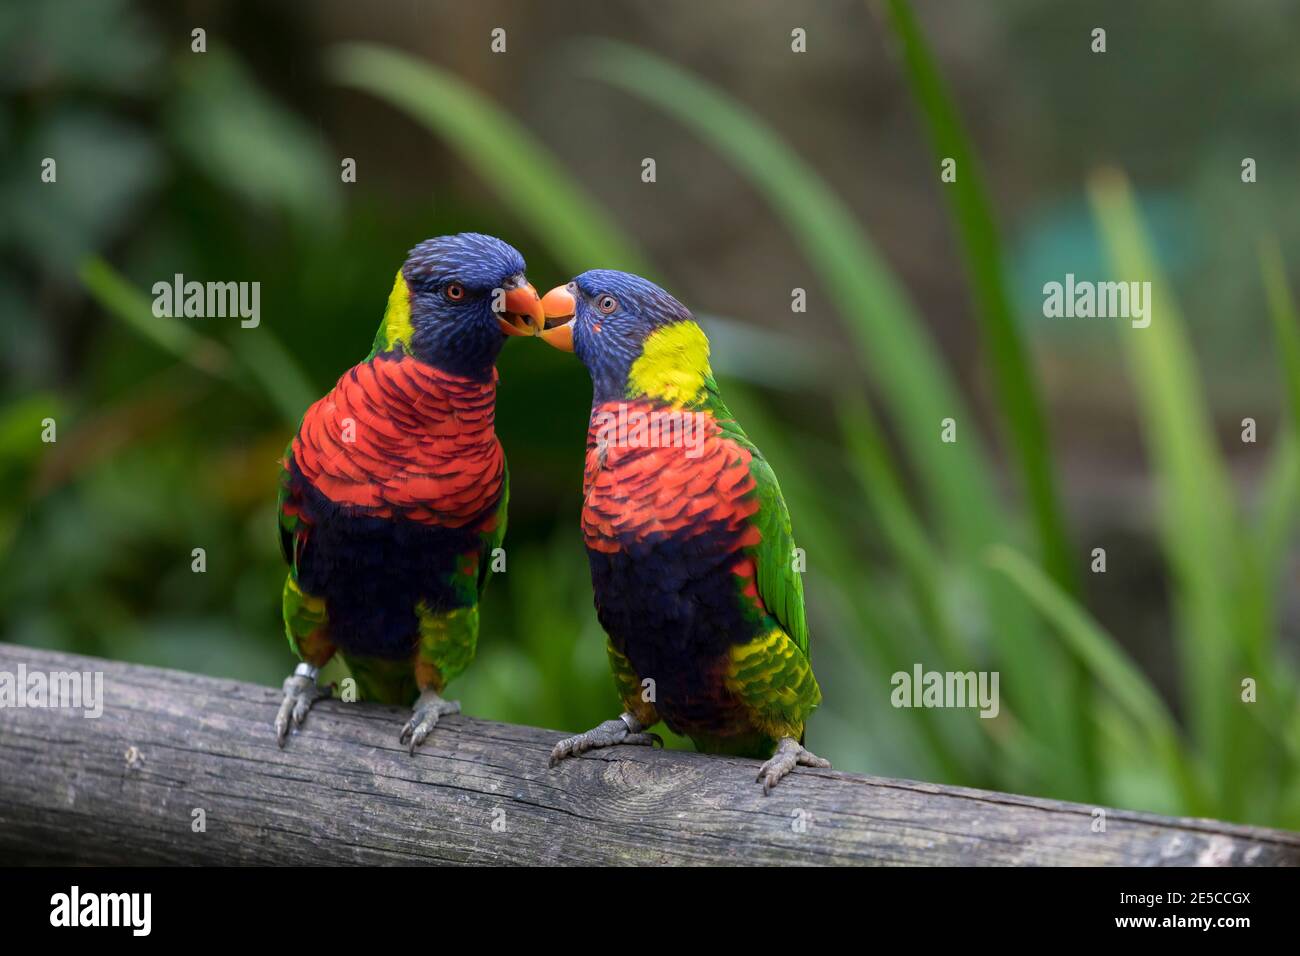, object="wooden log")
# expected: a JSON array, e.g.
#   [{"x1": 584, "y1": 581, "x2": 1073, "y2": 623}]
[{"x1": 0, "y1": 643, "x2": 1296, "y2": 866}]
